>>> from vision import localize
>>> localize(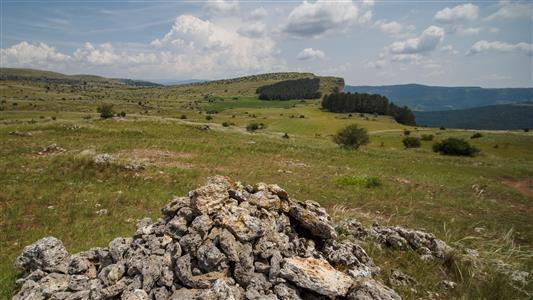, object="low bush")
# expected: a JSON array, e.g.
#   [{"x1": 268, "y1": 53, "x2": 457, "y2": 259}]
[
  {"x1": 333, "y1": 124, "x2": 369, "y2": 149},
  {"x1": 471, "y1": 132, "x2": 483, "y2": 139},
  {"x1": 206, "y1": 115, "x2": 213, "y2": 121},
  {"x1": 403, "y1": 137, "x2": 421, "y2": 148},
  {"x1": 337, "y1": 175, "x2": 381, "y2": 188},
  {"x1": 403, "y1": 130, "x2": 410, "y2": 136},
  {"x1": 433, "y1": 138, "x2": 480, "y2": 156},
  {"x1": 246, "y1": 122, "x2": 266, "y2": 132},
  {"x1": 97, "y1": 104, "x2": 114, "y2": 119},
  {"x1": 421, "y1": 134, "x2": 434, "y2": 141}
]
